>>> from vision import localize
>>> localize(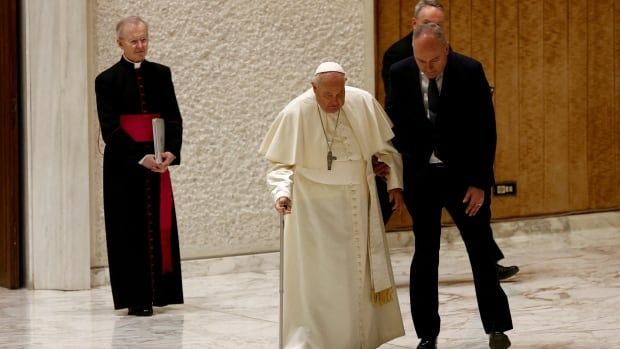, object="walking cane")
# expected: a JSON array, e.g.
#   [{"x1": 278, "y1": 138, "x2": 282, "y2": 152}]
[{"x1": 279, "y1": 213, "x2": 285, "y2": 349}]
